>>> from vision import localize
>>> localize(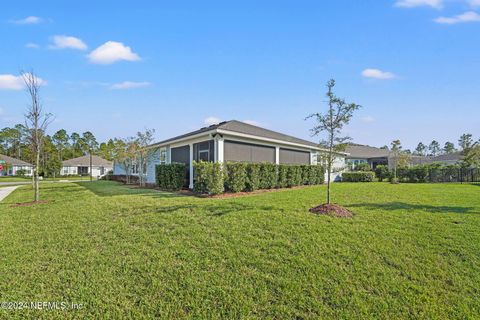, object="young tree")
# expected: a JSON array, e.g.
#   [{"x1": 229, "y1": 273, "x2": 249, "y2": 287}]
[
  {"x1": 414, "y1": 142, "x2": 427, "y2": 156},
  {"x1": 112, "y1": 138, "x2": 136, "y2": 184},
  {"x1": 132, "y1": 129, "x2": 156, "y2": 187},
  {"x1": 389, "y1": 140, "x2": 402, "y2": 182},
  {"x1": 307, "y1": 79, "x2": 361, "y2": 204},
  {"x1": 428, "y1": 140, "x2": 440, "y2": 157},
  {"x1": 22, "y1": 71, "x2": 52, "y2": 202},
  {"x1": 81, "y1": 131, "x2": 99, "y2": 181},
  {"x1": 443, "y1": 141, "x2": 456, "y2": 154}
]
